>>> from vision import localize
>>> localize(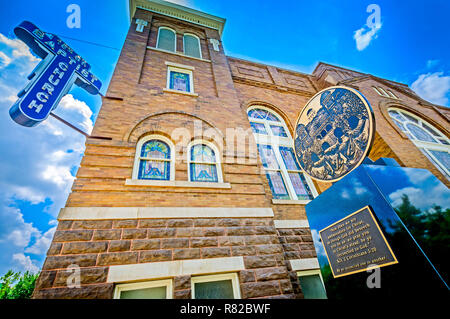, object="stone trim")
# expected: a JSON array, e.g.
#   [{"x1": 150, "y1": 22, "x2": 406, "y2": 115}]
[
  {"x1": 125, "y1": 179, "x2": 231, "y2": 188},
  {"x1": 274, "y1": 220, "x2": 309, "y2": 229},
  {"x1": 290, "y1": 258, "x2": 320, "y2": 271},
  {"x1": 58, "y1": 207, "x2": 275, "y2": 220},
  {"x1": 107, "y1": 256, "x2": 245, "y2": 283}
]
